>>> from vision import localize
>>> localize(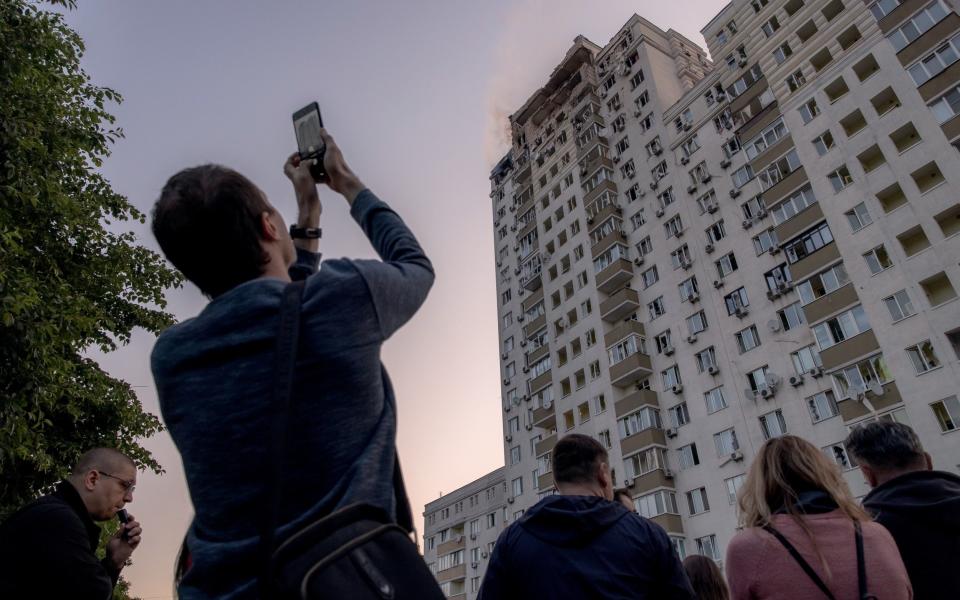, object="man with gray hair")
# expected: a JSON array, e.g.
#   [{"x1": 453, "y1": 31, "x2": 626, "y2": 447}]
[
  {"x1": 845, "y1": 421, "x2": 960, "y2": 600},
  {"x1": 0, "y1": 448, "x2": 142, "y2": 599}
]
